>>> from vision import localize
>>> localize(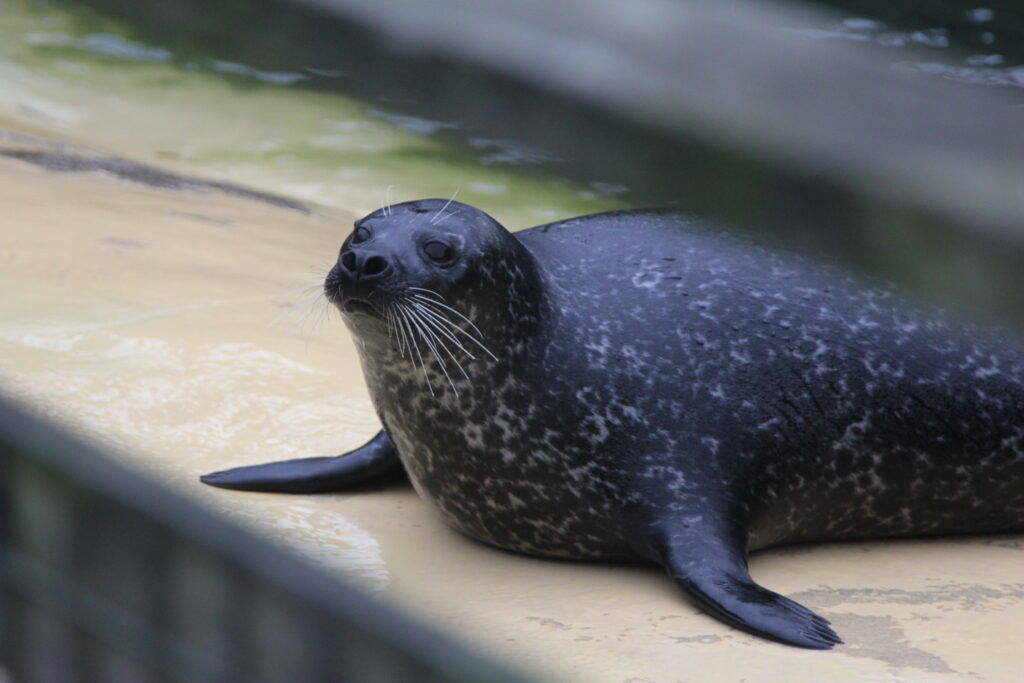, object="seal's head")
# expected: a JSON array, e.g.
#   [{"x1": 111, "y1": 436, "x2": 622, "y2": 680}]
[{"x1": 324, "y1": 199, "x2": 545, "y2": 387}]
